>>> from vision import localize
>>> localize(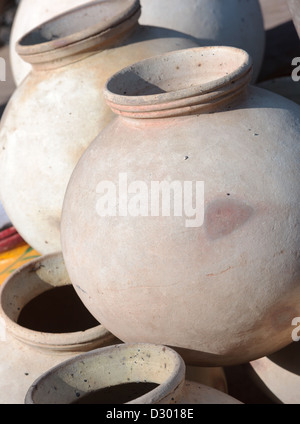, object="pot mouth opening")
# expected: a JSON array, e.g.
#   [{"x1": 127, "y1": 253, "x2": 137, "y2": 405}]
[
  {"x1": 104, "y1": 46, "x2": 253, "y2": 118},
  {"x1": 0, "y1": 253, "x2": 113, "y2": 352},
  {"x1": 25, "y1": 343, "x2": 186, "y2": 404},
  {"x1": 16, "y1": 0, "x2": 141, "y2": 57}
]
